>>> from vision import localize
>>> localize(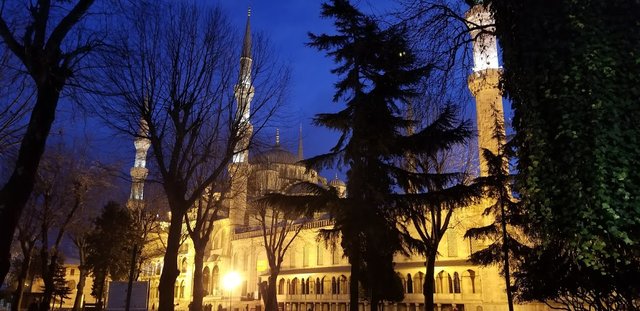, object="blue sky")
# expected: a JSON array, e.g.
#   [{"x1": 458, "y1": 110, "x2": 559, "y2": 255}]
[{"x1": 214, "y1": 1, "x2": 401, "y2": 174}]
